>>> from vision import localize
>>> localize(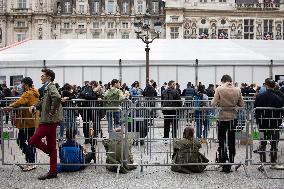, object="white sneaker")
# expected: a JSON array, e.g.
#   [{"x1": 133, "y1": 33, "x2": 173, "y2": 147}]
[
  {"x1": 270, "y1": 164, "x2": 284, "y2": 170},
  {"x1": 22, "y1": 165, "x2": 37, "y2": 172}
]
